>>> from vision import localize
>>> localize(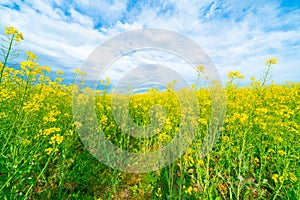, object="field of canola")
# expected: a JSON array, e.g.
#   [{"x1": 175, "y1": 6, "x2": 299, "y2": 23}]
[{"x1": 0, "y1": 27, "x2": 299, "y2": 199}]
